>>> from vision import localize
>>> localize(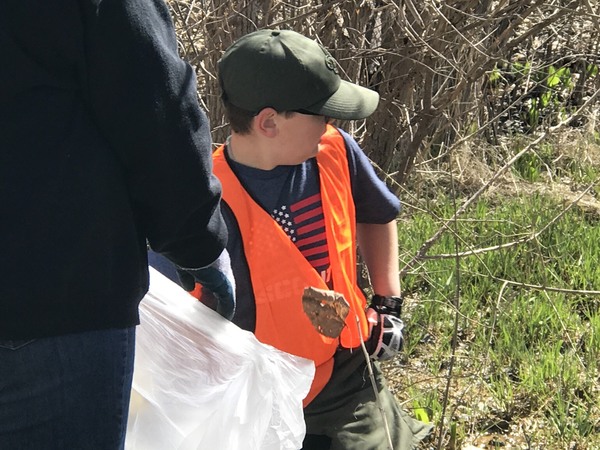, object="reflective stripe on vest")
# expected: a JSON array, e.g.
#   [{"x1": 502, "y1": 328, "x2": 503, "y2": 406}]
[{"x1": 212, "y1": 125, "x2": 369, "y2": 404}]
